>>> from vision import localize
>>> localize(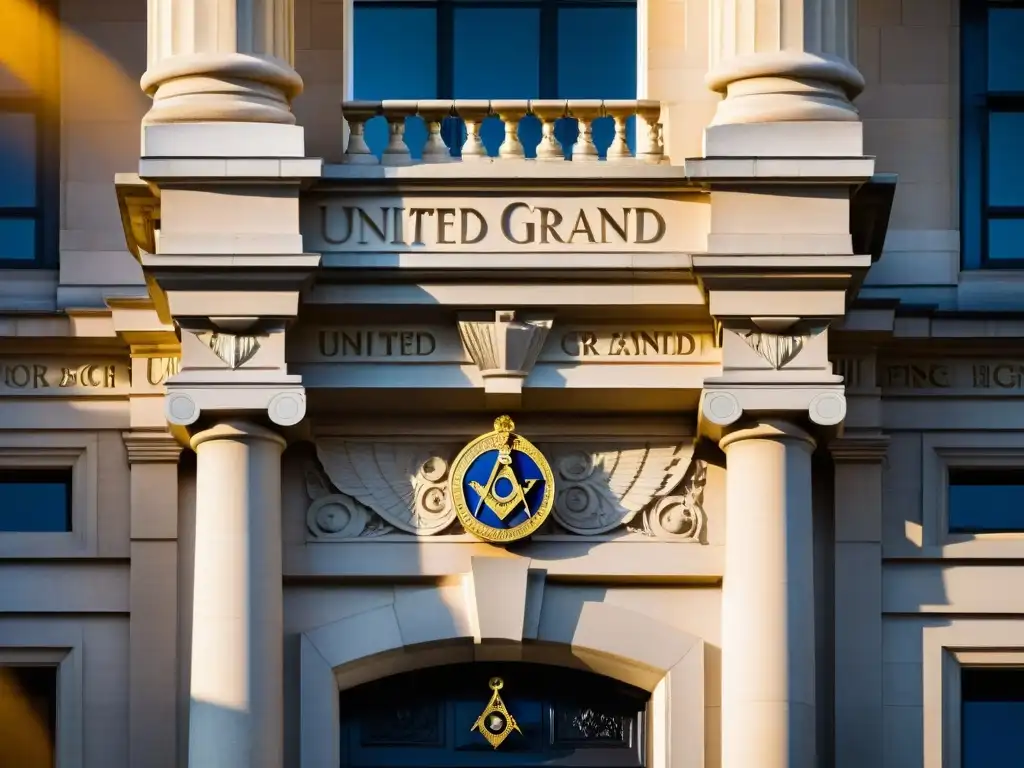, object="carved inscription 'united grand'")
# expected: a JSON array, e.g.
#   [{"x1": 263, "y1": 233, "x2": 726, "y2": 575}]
[{"x1": 305, "y1": 195, "x2": 707, "y2": 254}]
